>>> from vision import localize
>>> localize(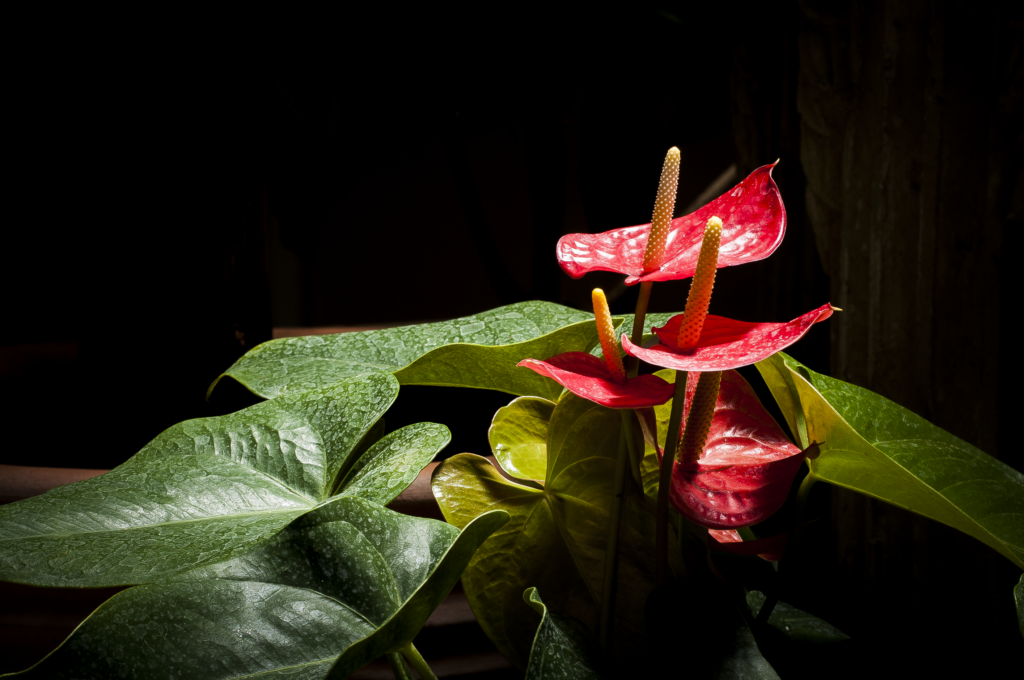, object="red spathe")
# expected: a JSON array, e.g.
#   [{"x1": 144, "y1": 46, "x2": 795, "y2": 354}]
[
  {"x1": 555, "y1": 163, "x2": 785, "y2": 284},
  {"x1": 622, "y1": 304, "x2": 834, "y2": 373},
  {"x1": 517, "y1": 353, "x2": 674, "y2": 409},
  {"x1": 639, "y1": 370, "x2": 812, "y2": 528}
]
